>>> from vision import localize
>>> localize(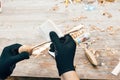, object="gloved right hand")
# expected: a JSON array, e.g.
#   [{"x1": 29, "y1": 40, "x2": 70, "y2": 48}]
[{"x1": 49, "y1": 31, "x2": 76, "y2": 76}]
